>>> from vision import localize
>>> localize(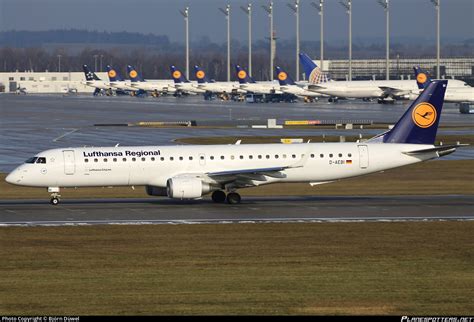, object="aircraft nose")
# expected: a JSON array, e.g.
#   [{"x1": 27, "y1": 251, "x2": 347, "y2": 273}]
[{"x1": 5, "y1": 169, "x2": 21, "y2": 185}]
